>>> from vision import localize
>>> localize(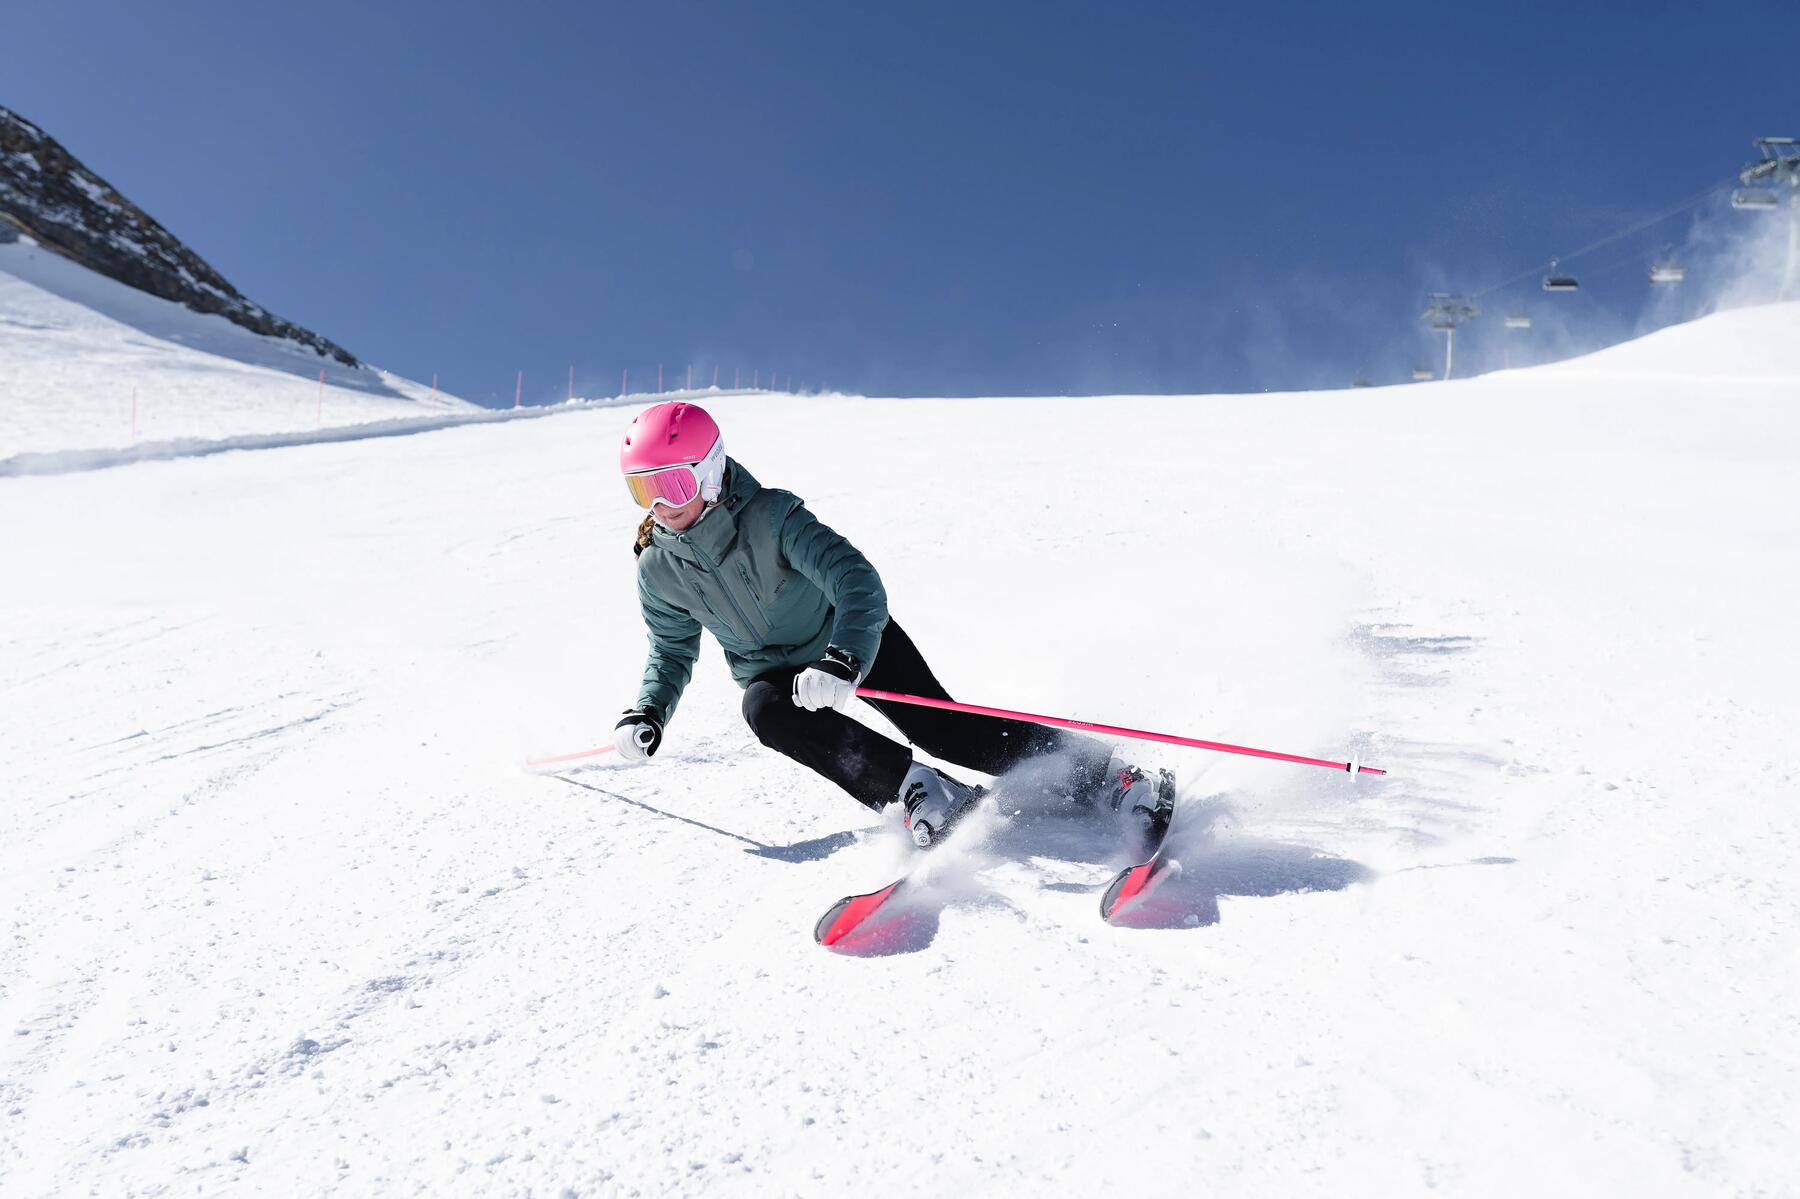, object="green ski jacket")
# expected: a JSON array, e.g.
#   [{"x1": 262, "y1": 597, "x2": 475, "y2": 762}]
[{"x1": 633, "y1": 459, "x2": 888, "y2": 723}]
